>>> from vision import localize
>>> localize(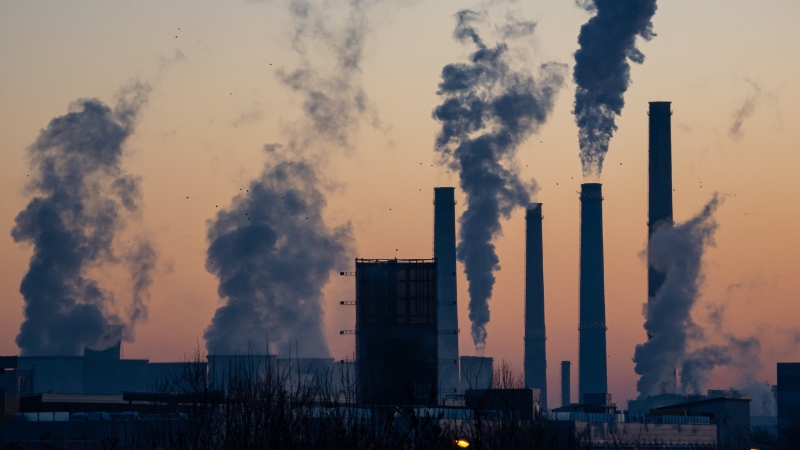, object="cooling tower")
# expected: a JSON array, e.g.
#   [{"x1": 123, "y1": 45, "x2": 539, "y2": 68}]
[
  {"x1": 561, "y1": 361, "x2": 571, "y2": 407},
  {"x1": 648, "y1": 101, "x2": 673, "y2": 305},
  {"x1": 524, "y1": 203, "x2": 547, "y2": 410},
  {"x1": 578, "y1": 183, "x2": 608, "y2": 403},
  {"x1": 434, "y1": 187, "x2": 459, "y2": 402}
]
